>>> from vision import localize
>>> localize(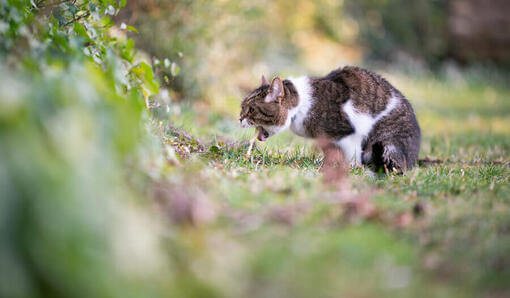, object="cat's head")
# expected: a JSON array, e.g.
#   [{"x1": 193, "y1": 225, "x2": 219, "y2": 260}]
[{"x1": 239, "y1": 76, "x2": 291, "y2": 141}]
